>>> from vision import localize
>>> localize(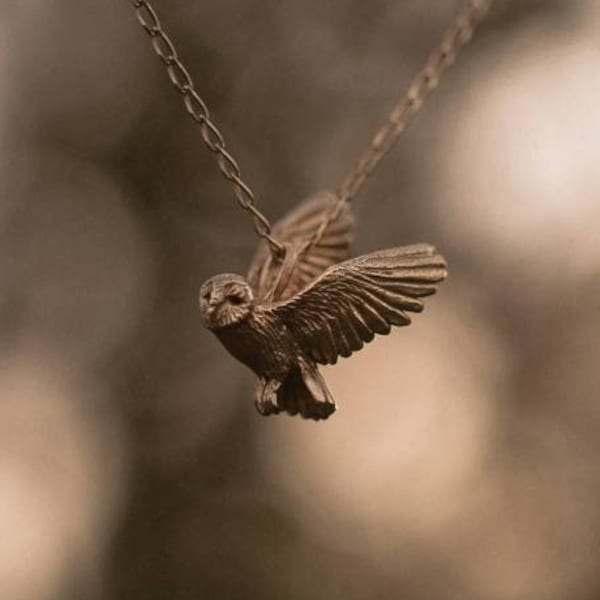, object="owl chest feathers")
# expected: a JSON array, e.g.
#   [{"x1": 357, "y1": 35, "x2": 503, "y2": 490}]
[{"x1": 213, "y1": 308, "x2": 295, "y2": 378}]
